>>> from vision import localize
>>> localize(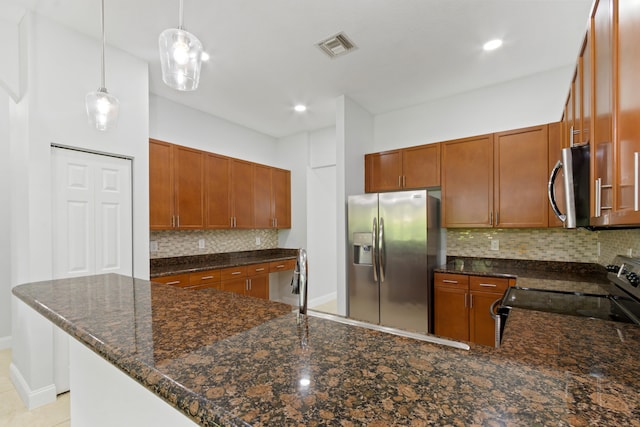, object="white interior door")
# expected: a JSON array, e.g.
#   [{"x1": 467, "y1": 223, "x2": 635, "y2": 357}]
[{"x1": 51, "y1": 147, "x2": 133, "y2": 393}]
